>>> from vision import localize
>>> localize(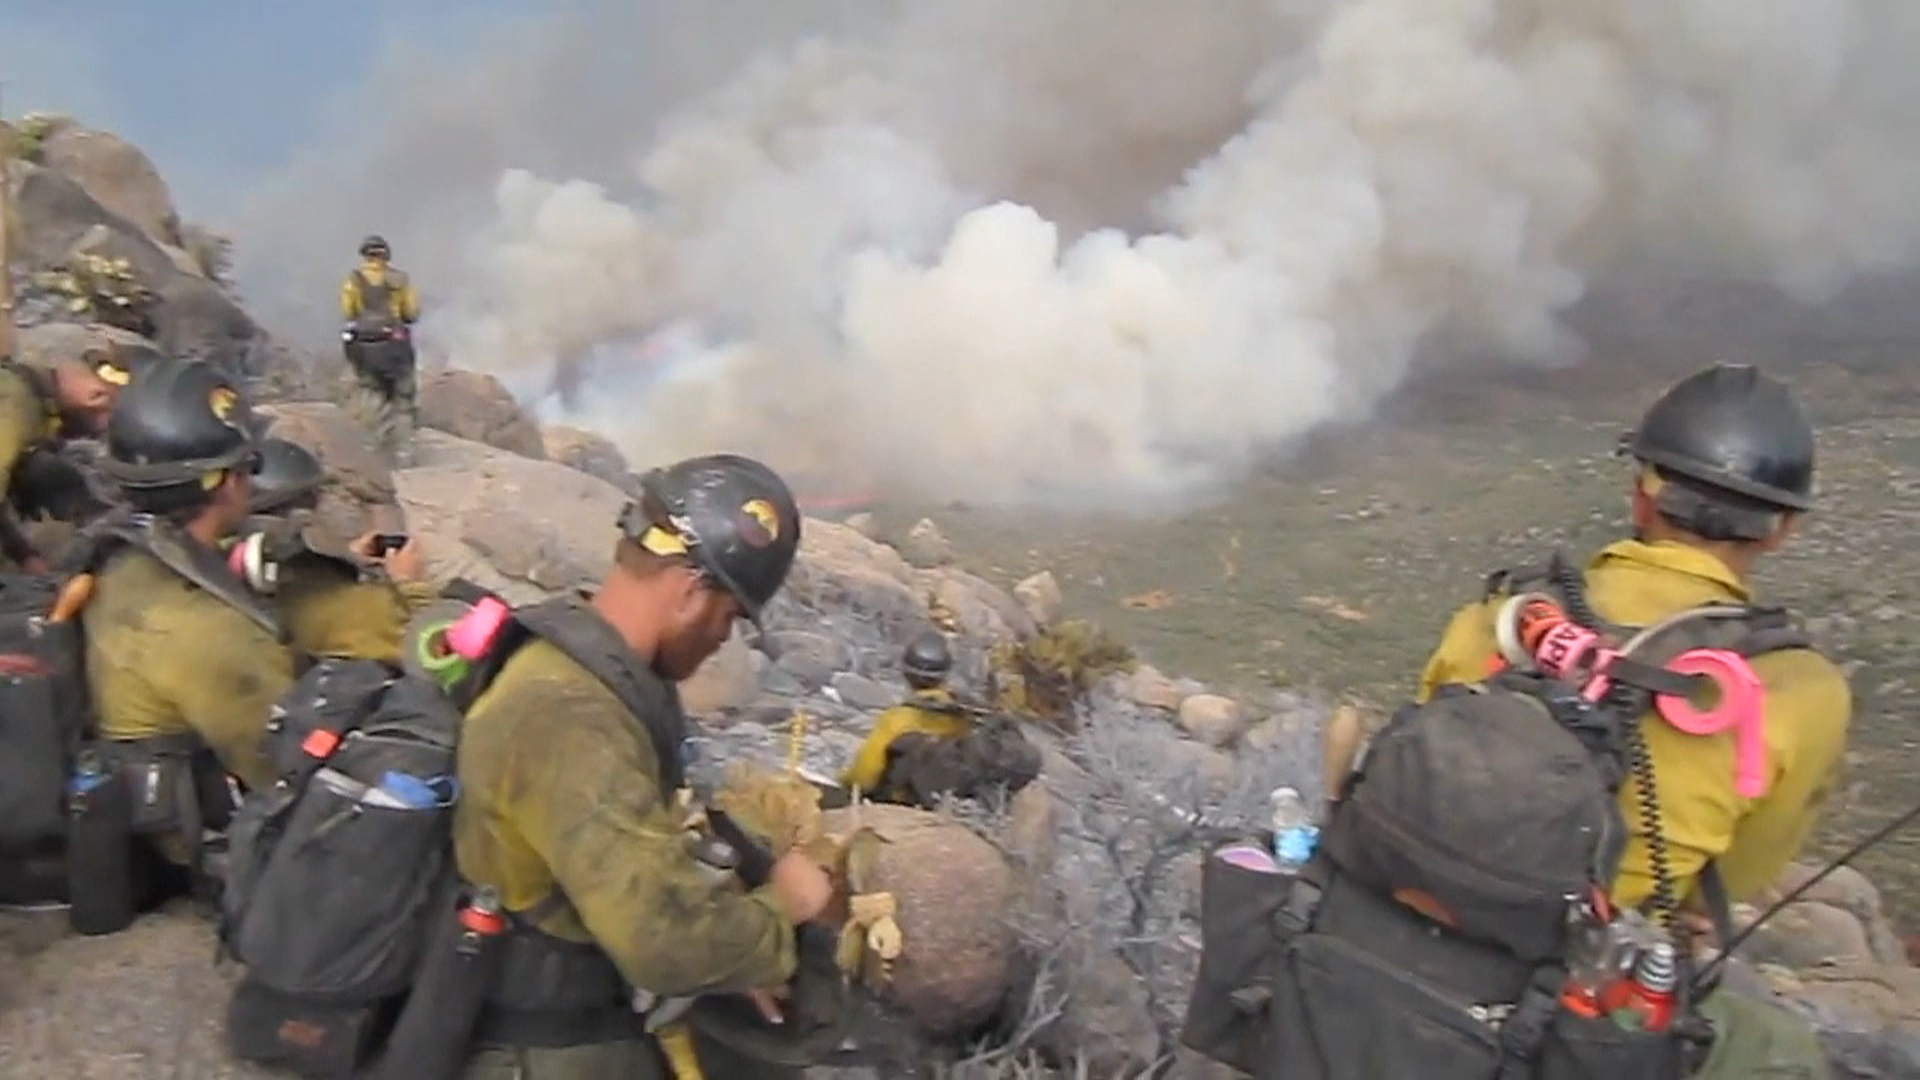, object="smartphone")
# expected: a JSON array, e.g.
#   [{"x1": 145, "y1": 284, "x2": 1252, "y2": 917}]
[{"x1": 371, "y1": 533, "x2": 409, "y2": 556}]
